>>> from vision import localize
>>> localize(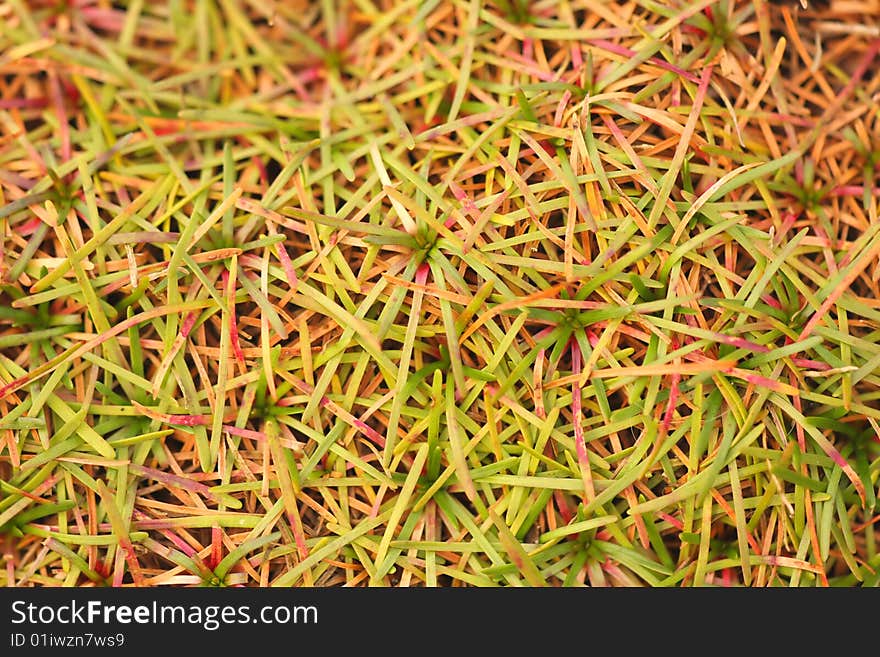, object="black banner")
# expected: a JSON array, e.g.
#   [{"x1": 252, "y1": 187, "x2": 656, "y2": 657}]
[{"x1": 0, "y1": 586, "x2": 864, "y2": 653}]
